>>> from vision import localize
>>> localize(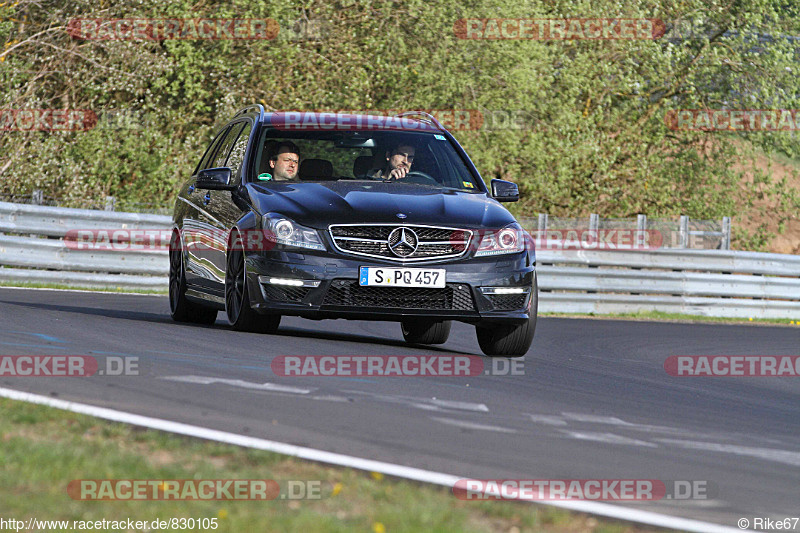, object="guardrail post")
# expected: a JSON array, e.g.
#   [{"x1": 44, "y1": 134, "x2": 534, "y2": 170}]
[
  {"x1": 105, "y1": 196, "x2": 116, "y2": 211},
  {"x1": 589, "y1": 213, "x2": 599, "y2": 232},
  {"x1": 636, "y1": 214, "x2": 647, "y2": 248},
  {"x1": 679, "y1": 215, "x2": 689, "y2": 248},
  {"x1": 31, "y1": 190, "x2": 43, "y2": 205},
  {"x1": 538, "y1": 213, "x2": 548, "y2": 232},
  {"x1": 721, "y1": 216, "x2": 731, "y2": 250}
]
